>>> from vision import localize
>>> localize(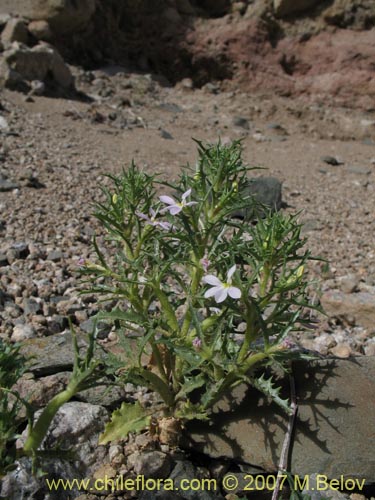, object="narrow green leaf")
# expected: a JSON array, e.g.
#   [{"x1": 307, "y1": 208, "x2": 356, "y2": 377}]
[{"x1": 95, "y1": 308, "x2": 145, "y2": 325}]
